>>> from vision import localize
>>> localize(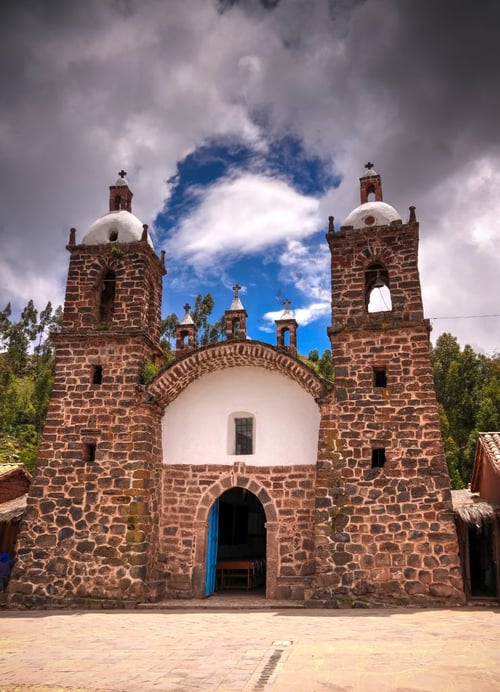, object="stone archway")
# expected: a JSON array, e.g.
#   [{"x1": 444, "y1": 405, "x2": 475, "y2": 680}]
[
  {"x1": 147, "y1": 340, "x2": 331, "y2": 408},
  {"x1": 192, "y1": 472, "x2": 279, "y2": 599}
]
